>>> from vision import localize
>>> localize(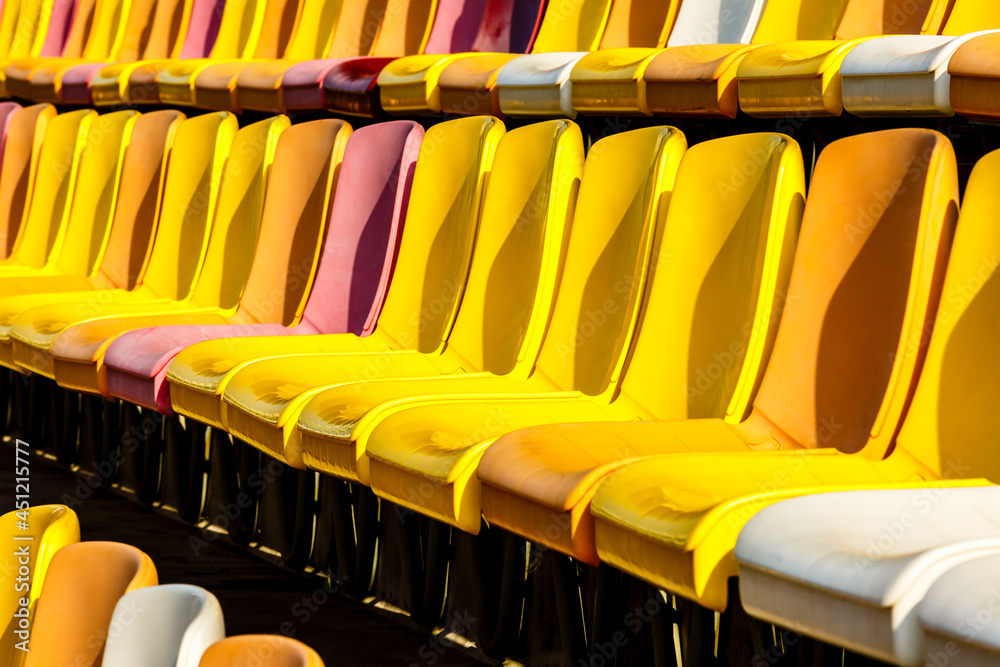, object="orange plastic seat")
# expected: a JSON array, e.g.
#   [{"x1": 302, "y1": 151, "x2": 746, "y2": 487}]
[
  {"x1": 950, "y1": 32, "x2": 1000, "y2": 120},
  {"x1": 0, "y1": 103, "x2": 53, "y2": 260},
  {"x1": 198, "y1": 636, "x2": 324, "y2": 667},
  {"x1": 23, "y1": 542, "x2": 157, "y2": 667}
]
